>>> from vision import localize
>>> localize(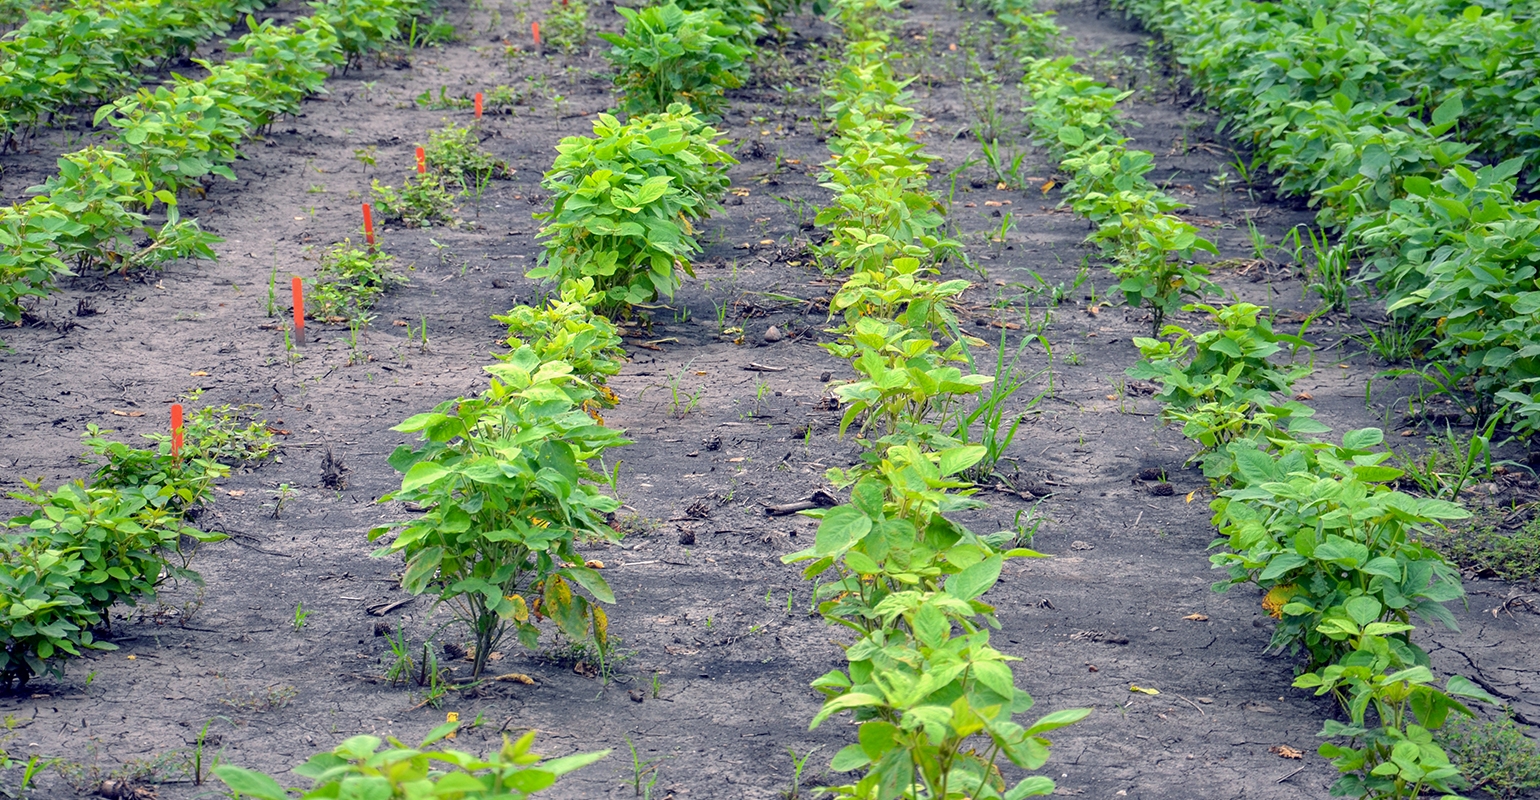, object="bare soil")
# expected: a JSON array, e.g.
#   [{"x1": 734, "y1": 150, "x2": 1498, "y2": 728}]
[{"x1": 1, "y1": 1, "x2": 1536, "y2": 798}]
